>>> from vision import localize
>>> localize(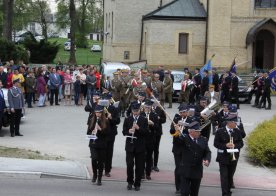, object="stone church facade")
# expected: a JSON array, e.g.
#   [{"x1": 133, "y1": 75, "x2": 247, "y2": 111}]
[{"x1": 103, "y1": 0, "x2": 276, "y2": 70}]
